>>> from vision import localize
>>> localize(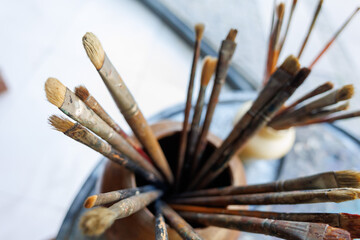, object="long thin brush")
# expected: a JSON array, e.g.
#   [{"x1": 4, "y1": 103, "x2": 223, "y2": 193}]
[
  {"x1": 179, "y1": 212, "x2": 351, "y2": 240},
  {"x1": 84, "y1": 185, "x2": 155, "y2": 208},
  {"x1": 278, "y1": 0, "x2": 298, "y2": 54},
  {"x1": 154, "y1": 200, "x2": 169, "y2": 240},
  {"x1": 48, "y1": 115, "x2": 163, "y2": 184},
  {"x1": 170, "y1": 188, "x2": 360, "y2": 207},
  {"x1": 176, "y1": 23, "x2": 205, "y2": 189},
  {"x1": 75, "y1": 85, "x2": 151, "y2": 162},
  {"x1": 83, "y1": 32, "x2": 173, "y2": 184},
  {"x1": 80, "y1": 190, "x2": 162, "y2": 236},
  {"x1": 309, "y1": 7, "x2": 360, "y2": 69},
  {"x1": 294, "y1": 110, "x2": 360, "y2": 126}
]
